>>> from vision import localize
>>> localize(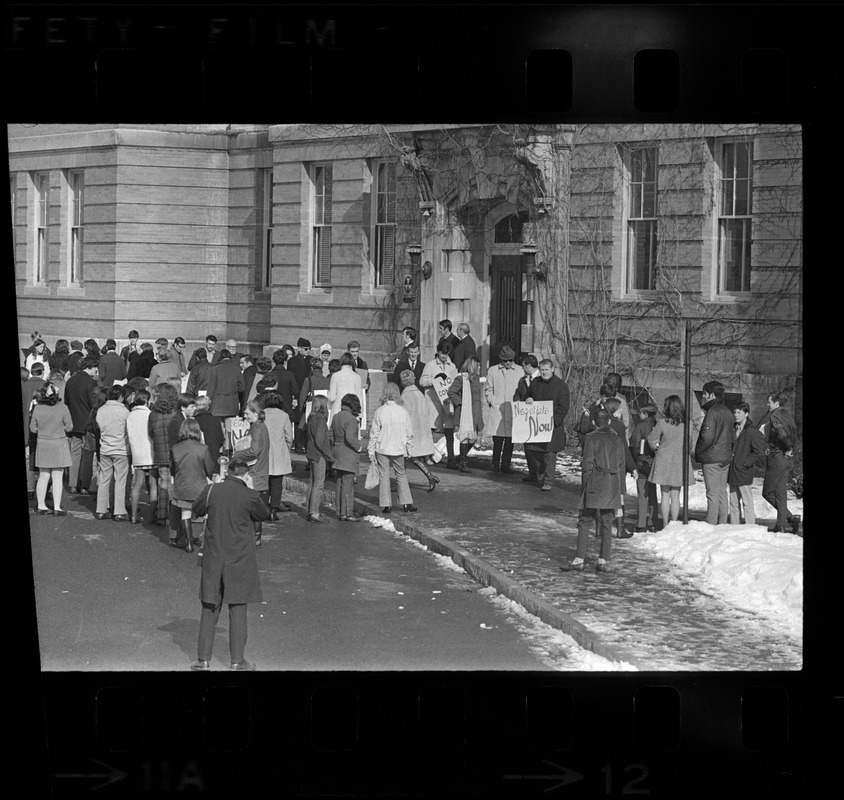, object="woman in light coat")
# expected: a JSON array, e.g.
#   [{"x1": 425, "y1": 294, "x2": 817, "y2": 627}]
[
  {"x1": 30, "y1": 385, "x2": 73, "y2": 515},
  {"x1": 400, "y1": 370, "x2": 439, "y2": 492},
  {"x1": 419, "y1": 342, "x2": 458, "y2": 468},
  {"x1": 484, "y1": 345, "x2": 522, "y2": 472},
  {"x1": 447, "y1": 356, "x2": 483, "y2": 474},
  {"x1": 368, "y1": 382, "x2": 416, "y2": 514},
  {"x1": 261, "y1": 391, "x2": 294, "y2": 520},
  {"x1": 327, "y1": 352, "x2": 363, "y2": 418},
  {"x1": 647, "y1": 395, "x2": 696, "y2": 526}
]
